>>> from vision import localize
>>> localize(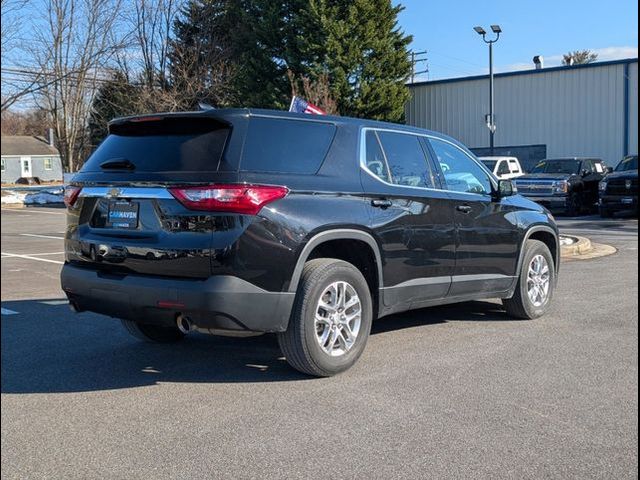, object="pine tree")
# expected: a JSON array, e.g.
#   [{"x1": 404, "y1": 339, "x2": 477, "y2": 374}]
[
  {"x1": 298, "y1": 0, "x2": 413, "y2": 122},
  {"x1": 88, "y1": 71, "x2": 139, "y2": 148},
  {"x1": 231, "y1": 0, "x2": 306, "y2": 109},
  {"x1": 168, "y1": 0, "x2": 413, "y2": 120}
]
